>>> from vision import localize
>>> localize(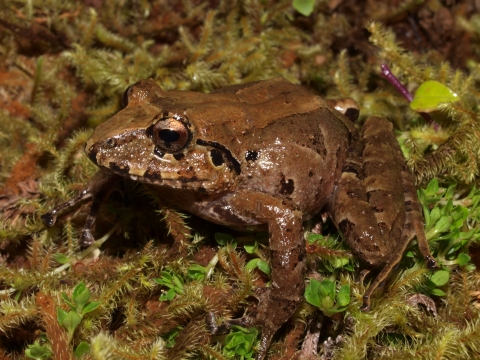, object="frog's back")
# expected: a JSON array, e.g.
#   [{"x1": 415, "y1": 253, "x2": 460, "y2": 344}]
[{"x1": 204, "y1": 78, "x2": 356, "y2": 218}]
